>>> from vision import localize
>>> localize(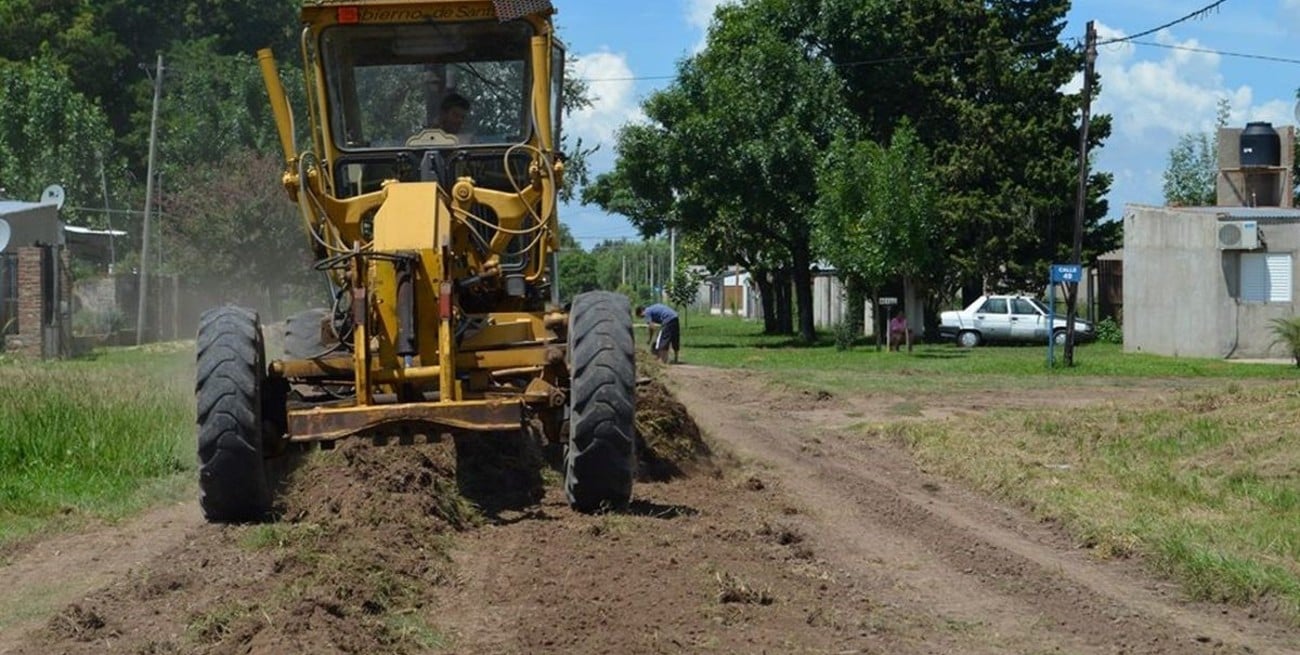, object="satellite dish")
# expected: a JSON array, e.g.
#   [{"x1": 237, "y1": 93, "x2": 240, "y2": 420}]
[
  {"x1": 0, "y1": 219, "x2": 11, "y2": 253},
  {"x1": 39, "y1": 184, "x2": 66, "y2": 209}
]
